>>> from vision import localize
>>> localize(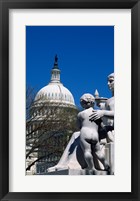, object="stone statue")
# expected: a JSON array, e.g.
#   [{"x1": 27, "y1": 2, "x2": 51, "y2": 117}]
[
  {"x1": 47, "y1": 94, "x2": 109, "y2": 174},
  {"x1": 47, "y1": 73, "x2": 114, "y2": 174},
  {"x1": 89, "y1": 73, "x2": 114, "y2": 142},
  {"x1": 78, "y1": 93, "x2": 110, "y2": 174}
]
